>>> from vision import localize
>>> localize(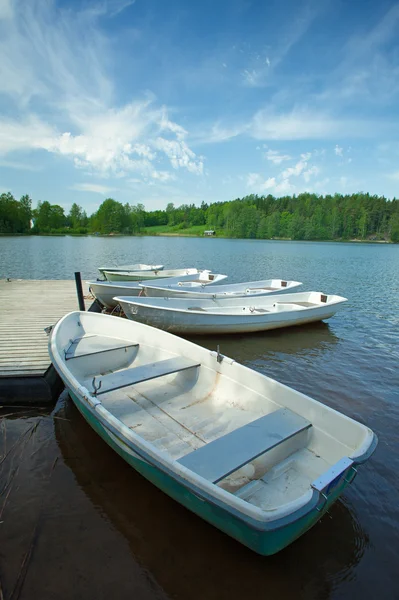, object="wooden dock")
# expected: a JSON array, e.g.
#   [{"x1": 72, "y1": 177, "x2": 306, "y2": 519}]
[{"x1": 0, "y1": 279, "x2": 92, "y2": 404}]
